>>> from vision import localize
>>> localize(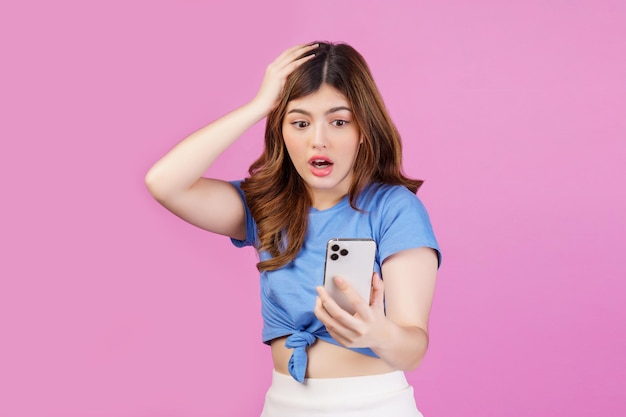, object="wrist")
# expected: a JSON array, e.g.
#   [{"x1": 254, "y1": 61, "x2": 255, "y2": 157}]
[
  {"x1": 369, "y1": 318, "x2": 399, "y2": 353},
  {"x1": 248, "y1": 95, "x2": 276, "y2": 120},
  {"x1": 371, "y1": 322, "x2": 429, "y2": 371}
]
